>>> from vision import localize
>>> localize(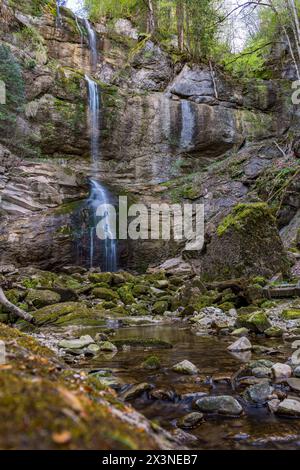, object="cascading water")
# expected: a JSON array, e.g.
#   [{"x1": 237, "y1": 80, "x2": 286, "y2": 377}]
[
  {"x1": 85, "y1": 76, "x2": 117, "y2": 271},
  {"x1": 84, "y1": 19, "x2": 98, "y2": 72},
  {"x1": 180, "y1": 99, "x2": 195, "y2": 149},
  {"x1": 59, "y1": 0, "x2": 118, "y2": 271}
]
